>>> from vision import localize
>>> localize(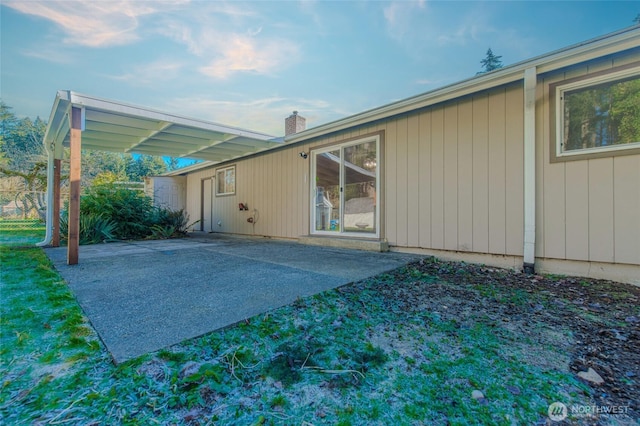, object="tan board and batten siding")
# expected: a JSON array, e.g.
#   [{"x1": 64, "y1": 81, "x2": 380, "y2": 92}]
[
  {"x1": 536, "y1": 51, "x2": 640, "y2": 278},
  {"x1": 185, "y1": 85, "x2": 525, "y2": 256},
  {"x1": 186, "y1": 143, "x2": 314, "y2": 239},
  {"x1": 182, "y1": 47, "x2": 639, "y2": 284}
]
